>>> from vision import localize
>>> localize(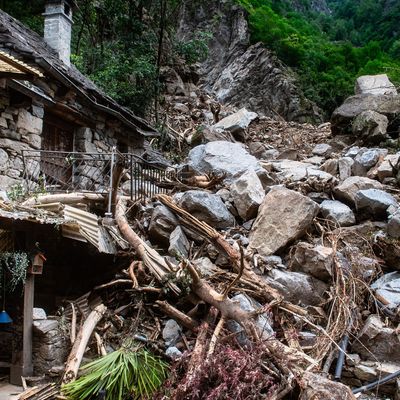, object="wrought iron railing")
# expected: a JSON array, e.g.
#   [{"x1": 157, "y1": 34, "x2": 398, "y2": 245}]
[{"x1": 22, "y1": 149, "x2": 173, "y2": 211}]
